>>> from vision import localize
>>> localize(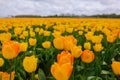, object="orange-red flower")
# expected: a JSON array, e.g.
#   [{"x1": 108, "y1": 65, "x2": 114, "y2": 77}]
[
  {"x1": 2, "y1": 41, "x2": 20, "y2": 59},
  {"x1": 0, "y1": 71, "x2": 15, "y2": 80},
  {"x1": 81, "y1": 50, "x2": 95, "y2": 63},
  {"x1": 57, "y1": 51, "x2": 74, "y2": 65},
  {"x1": 111, "y1": 61, "x2": 120, "y2": 75},
  {"x1": 51, "y1": 62, "x2": 73, "y2": 80}
]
